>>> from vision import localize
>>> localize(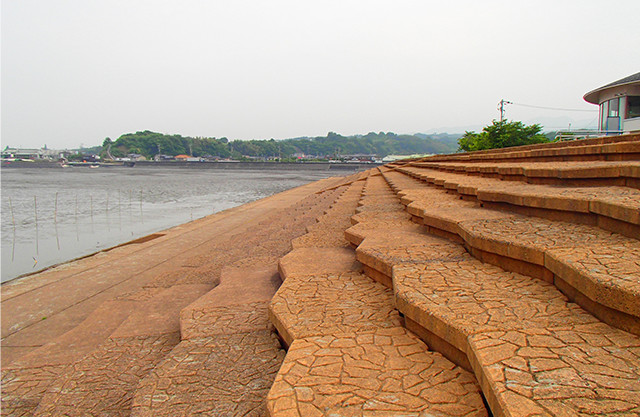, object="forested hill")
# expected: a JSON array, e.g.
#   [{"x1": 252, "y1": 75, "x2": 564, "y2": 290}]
[{"x1": 100, "y1": 131, "x2": 460, "y2": 160}]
